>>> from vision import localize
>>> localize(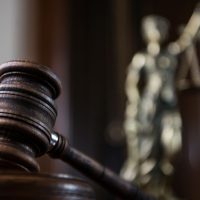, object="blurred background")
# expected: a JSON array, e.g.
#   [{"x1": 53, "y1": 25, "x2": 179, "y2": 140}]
[{"x1": 0, "y1": 0, "x2": 200, "y2": 199}]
